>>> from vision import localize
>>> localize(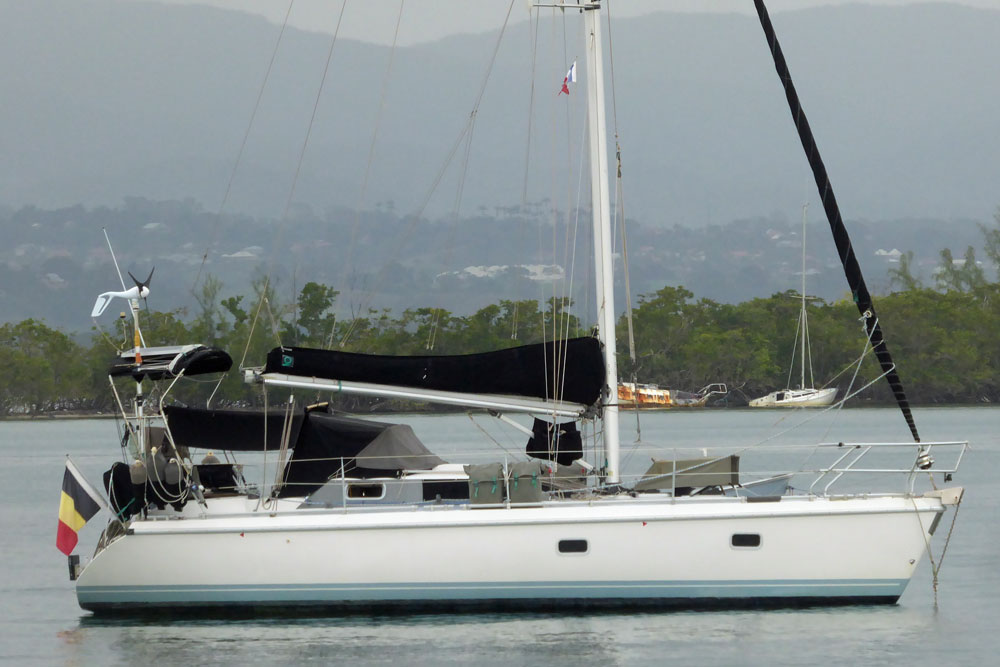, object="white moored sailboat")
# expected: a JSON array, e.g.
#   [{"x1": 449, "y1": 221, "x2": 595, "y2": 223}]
[
  {"x1": 67, "y1": 1, "x2": 966, "y2": 612},
  {"x1": 750, "y1": 204, "x2": 837, "y2": 408}
]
